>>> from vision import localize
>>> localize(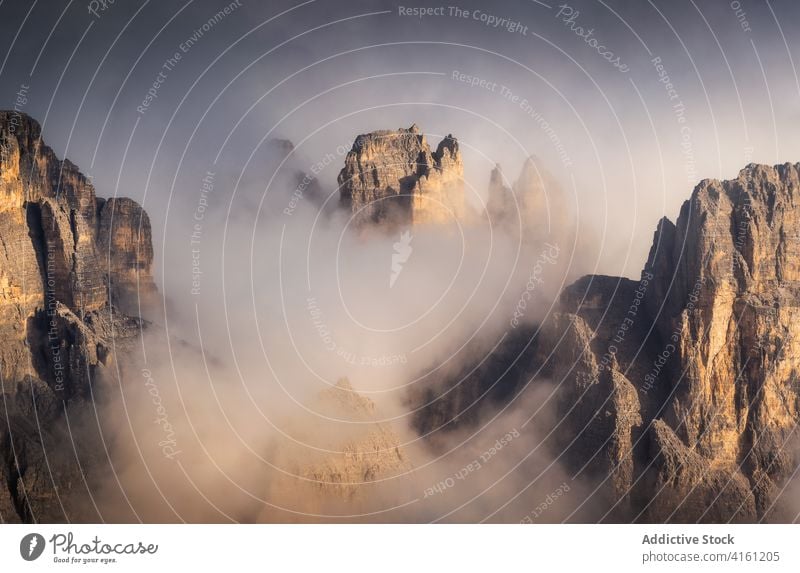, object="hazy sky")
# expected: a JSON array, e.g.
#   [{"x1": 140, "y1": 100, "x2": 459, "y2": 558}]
[
  {"x1": 2, "y1": 0, "x2": 800, "y2": 277},
  {"x1": 5, "y1": 0, "x2": 800, "y2": 524}
]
